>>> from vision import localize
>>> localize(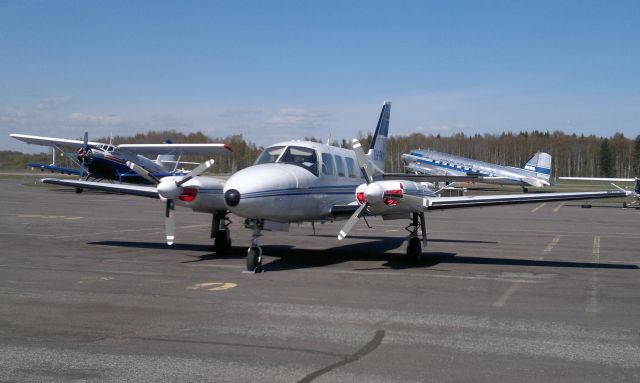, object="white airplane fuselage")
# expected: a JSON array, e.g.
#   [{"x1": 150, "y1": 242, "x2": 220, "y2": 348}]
[{"x1": 223, "y1": 141, "x2": 365, "y2": 222}]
